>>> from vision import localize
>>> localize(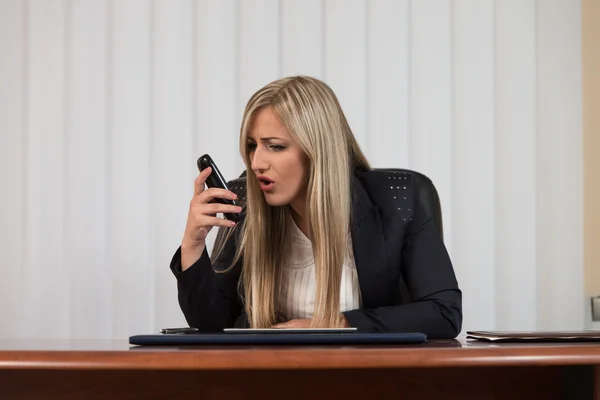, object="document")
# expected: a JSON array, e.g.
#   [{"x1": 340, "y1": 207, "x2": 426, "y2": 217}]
[{"x1": 466, "y1": 330, "x2": 600, "y2": 342}]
